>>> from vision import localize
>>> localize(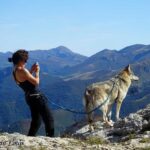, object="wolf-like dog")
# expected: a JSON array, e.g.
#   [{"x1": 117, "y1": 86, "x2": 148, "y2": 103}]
[{"x1": 84, "y1": 65, "x2": 139, "y2": 130}]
